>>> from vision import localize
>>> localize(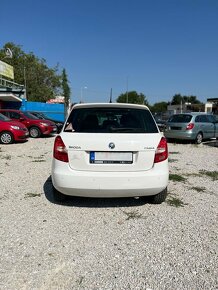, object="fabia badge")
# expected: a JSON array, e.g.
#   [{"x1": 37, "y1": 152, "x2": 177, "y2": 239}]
[{"x1": 109, "y1": 142, "x2": 115, "y2": 149}]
